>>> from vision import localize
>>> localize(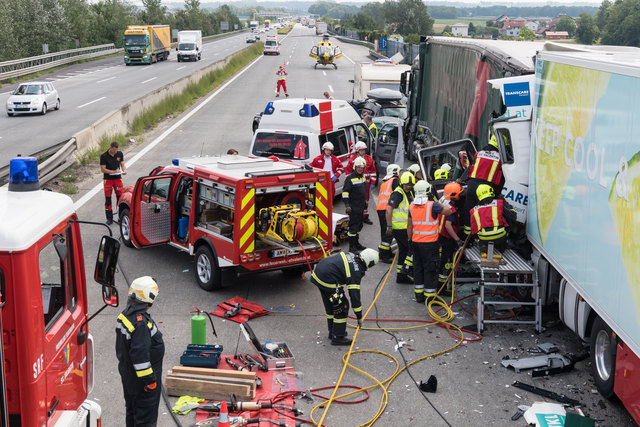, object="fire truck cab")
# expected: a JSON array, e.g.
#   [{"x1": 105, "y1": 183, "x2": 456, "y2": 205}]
[
  {"x1": 118, "y1": 155, "x2": 334, "y2": 291},
  {"x1": 0, "y1": 157, "x2": 120, "y2": 426}
]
